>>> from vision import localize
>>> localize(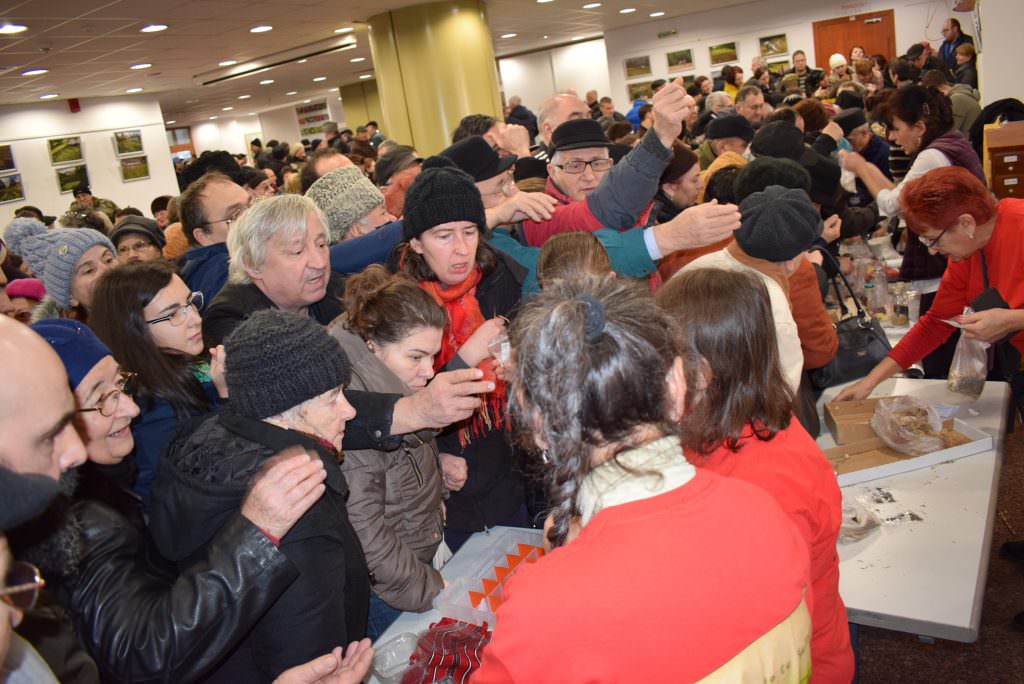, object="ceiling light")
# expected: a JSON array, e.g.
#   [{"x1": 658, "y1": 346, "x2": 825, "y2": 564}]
[
  {"x1": 39, "y1": 93, "x2": 59, "y2": 100},
  {"x1": 0, "y1": 24, "x2": 28, "y2": 34},
  {"x1": 313, "y1": 76, "x2": 327, "y2": 82},
  {"x1": 359, "y1": 74, "x2": 372, "y2": 80},
  {"x1": 500, "y1": 33, "x2": 517, "y2": 39},
  {"x1": 538, "y1": 0, "x2": 555, "y2": 3},
  {"x1": 219, "y1": 60, "x2": 238, "y2": 67},
  {"x1": 350, "y1": 57, "x2": 365, "y2": 63},
  {"x1": 259, "y1": 79, "x2": 274, "y2": 85},
  {"x1": 582, "y1": 2, "x2": 601, "y2": 7},
  {"x1": 209, "y1": 116, "x2": 218, "y2": 120},
  {"x1": 248, "y1": 112, "x2": 256, "y2": 116},
  {"x1": 619, "y1": 8, "x2": 636, "y2": 14},
  {"x1": 286, "y1": 90, "x2": 298, "y2": 95},
  {"x1": 21, "y1": 69, "x2": 48, "y2": 76},
  {"x1": 238, "y1": 94, "x2": 251, "y2": 100},
  {"x1": 140, "y1": 24, "x2": 167, "y2": 33},
  {"x1": 334, "y1": 27, "x2": 354, "y2": 34},
  {"x1": 130, "y1": 63, "x2": 152, "y2": 70},
  {"x1": 303, "y1": 99, "x2": 311, "y2": 103},
  {"x1": 297, "y1": 59, "x2": 307, "y2": 64},
  {"x1": 543, "y1": 35, "x2": 550, "y2": 39},
  {"x1": 166, "y1": 120, "x2": 176, "y2": 124},
  {"x1": 571, "y1": 35, "x2": 585, "y2": 40},
  {"x1": 250, "y1": 25, "x2": 272, "y2": 33},
  {"x1": 649, "y1": 11, "x2": 665, "y2": 17},
  {"x1": 222, "y1": 106, "x2": 233, "y2": 111},
  {"x1": 125, "y1": 87, "x2": 143, "y2": 93}
]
